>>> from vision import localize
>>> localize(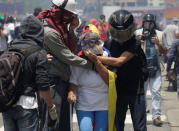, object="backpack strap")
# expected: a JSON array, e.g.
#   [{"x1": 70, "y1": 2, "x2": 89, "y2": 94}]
[{"x1": 8, "y1": 45, "x2": 42, "y2": 59}]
